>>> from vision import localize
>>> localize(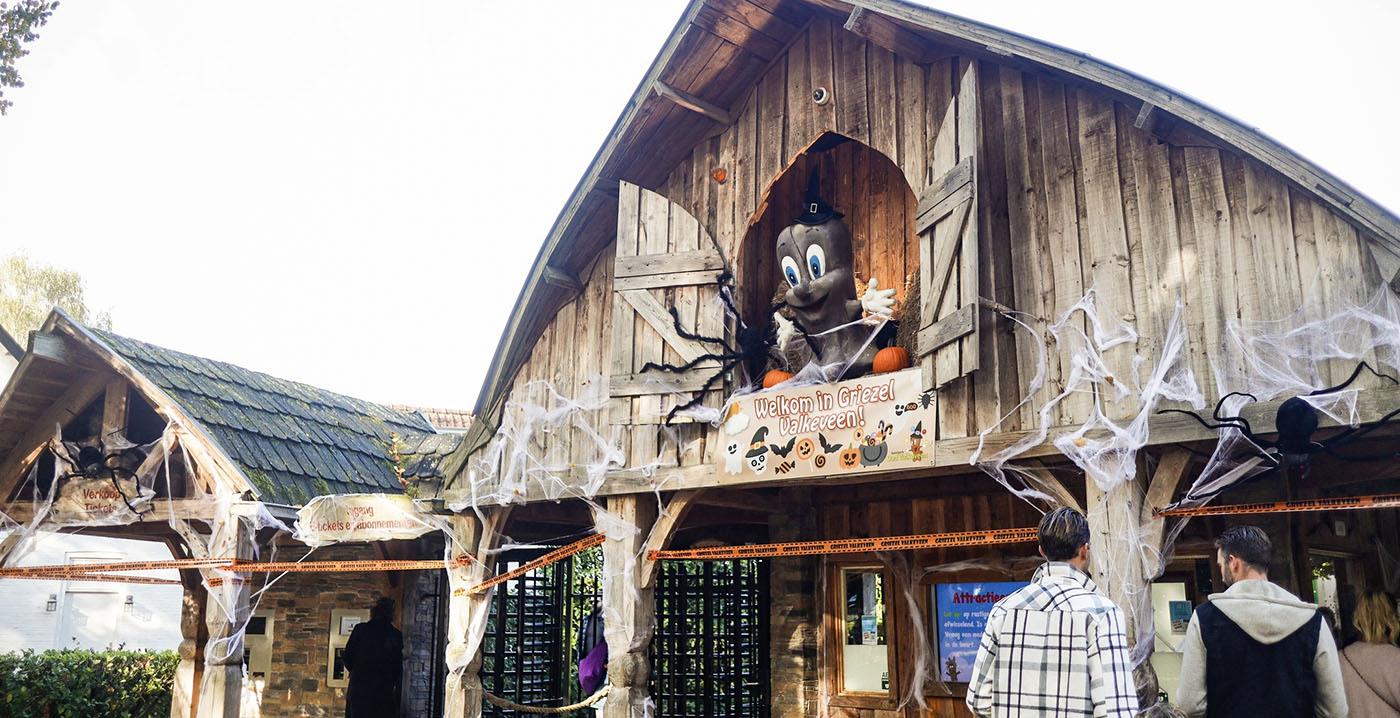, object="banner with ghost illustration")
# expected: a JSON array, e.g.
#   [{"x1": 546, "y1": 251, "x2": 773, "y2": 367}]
[{"x1": 716, "y1": 368, "x2": 934, "y2": 482}]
